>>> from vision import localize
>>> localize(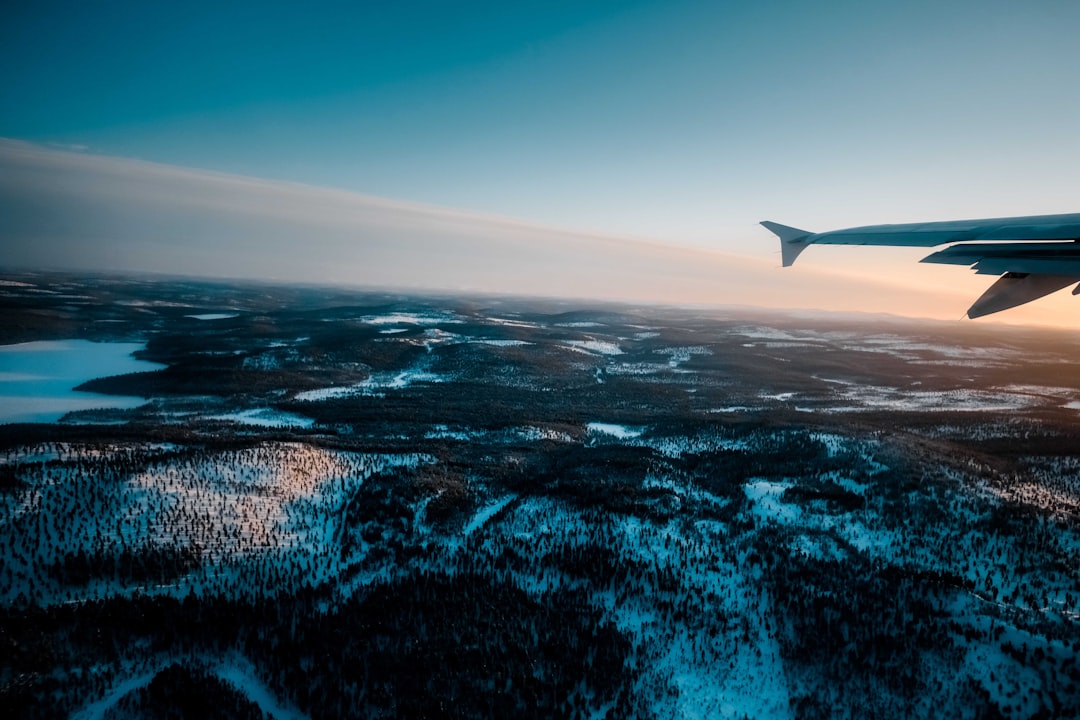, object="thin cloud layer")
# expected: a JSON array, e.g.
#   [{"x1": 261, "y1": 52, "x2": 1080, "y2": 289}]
[{"x1": 0, "y1": 139, "x2": 985, "y2": 318}]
